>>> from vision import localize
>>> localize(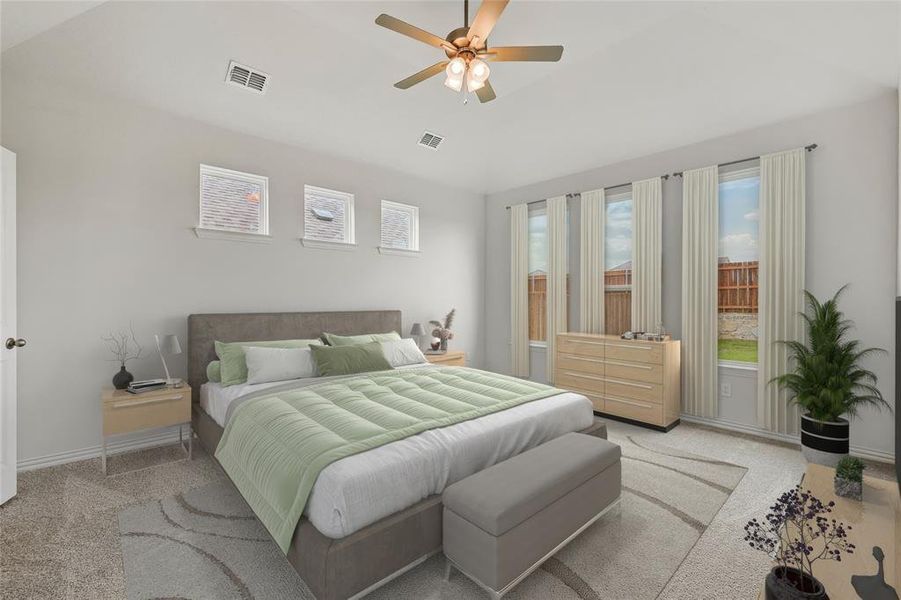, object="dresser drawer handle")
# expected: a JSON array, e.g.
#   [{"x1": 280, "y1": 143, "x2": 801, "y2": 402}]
[
  {"x1": 562, "y1": 371, "x2": 605, "y2": 382},
  {"x1": 561, "y1": 354, "x2": 605, "y2": 363},
  {"x1": 604, "y1": 395, "x2": 652, "y2": 409},
  {"x1": 607, "y1": 343, "x2": 653, "y2": 351},
  {"x1": 112, "y1": 395, "x2": 183, "y2": 408},
  {"x1": 604, "y1": 377, "x2": 654, "y2": 390},
  {"x1": 564, "y1": 339, "x2": 606, "y2": 346},
  {"x1": 605, "y1": 359, "x2": 653, "y2": 370}
]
